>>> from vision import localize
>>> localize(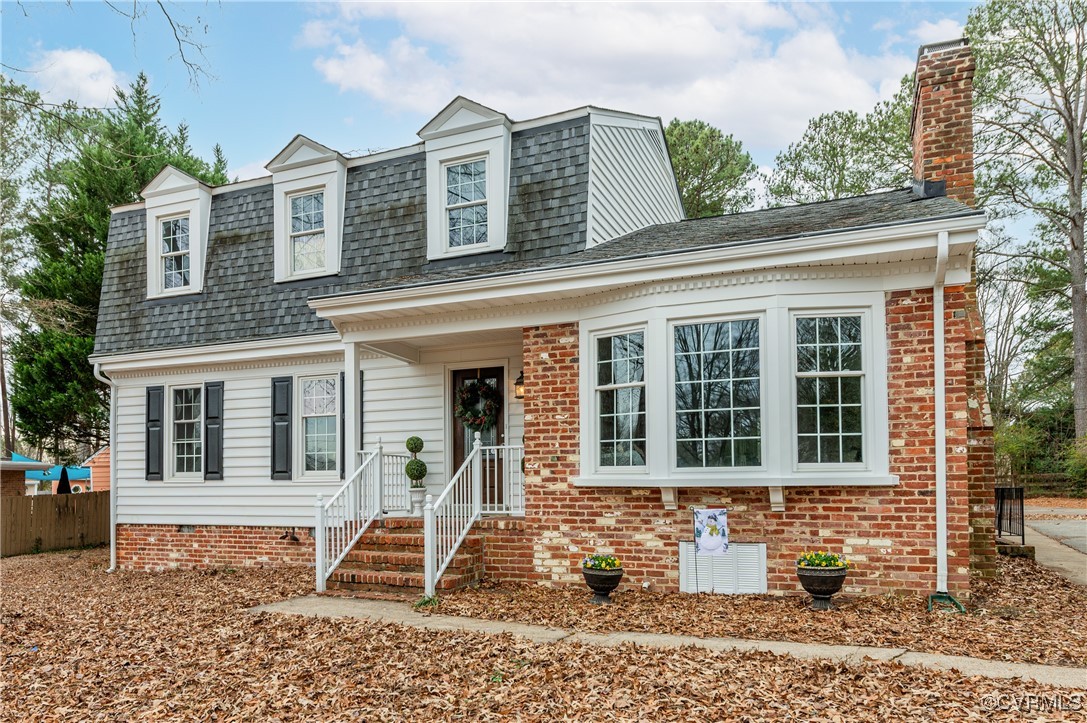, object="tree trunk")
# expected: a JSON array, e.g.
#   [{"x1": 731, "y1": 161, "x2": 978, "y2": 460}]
[{"x1": 1069, "y1": 208, "x2": 1087, "y2": 440}]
